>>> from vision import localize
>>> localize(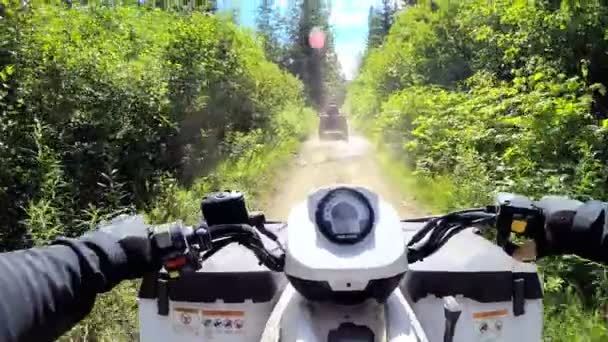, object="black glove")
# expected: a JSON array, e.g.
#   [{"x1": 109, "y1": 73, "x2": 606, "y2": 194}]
[
  {"x1": 535, "y1": 196, "x2": 608, "y2": 261},
  {"x1": 78, "y1": 215, "x2": 160, "y2": 290}
]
